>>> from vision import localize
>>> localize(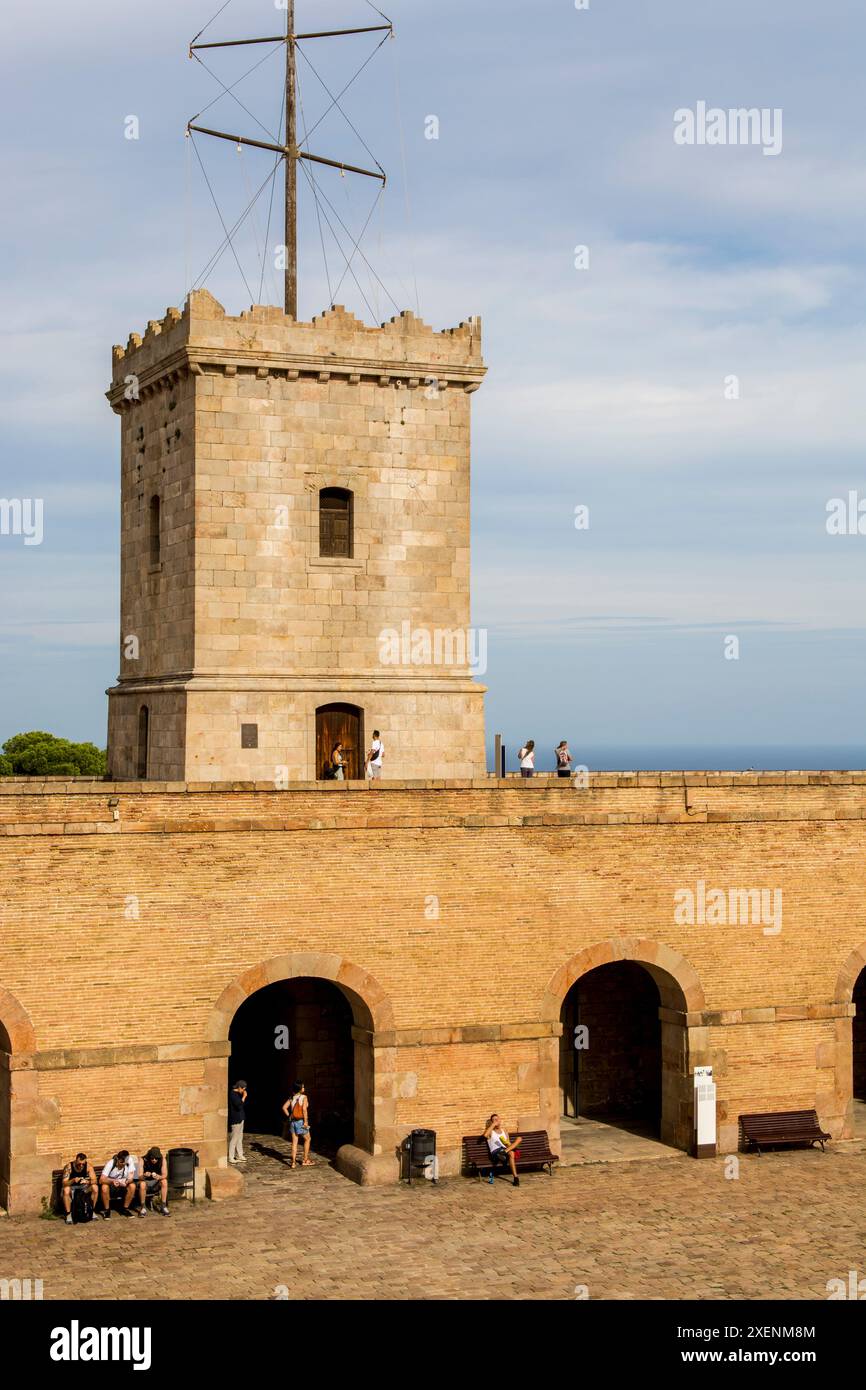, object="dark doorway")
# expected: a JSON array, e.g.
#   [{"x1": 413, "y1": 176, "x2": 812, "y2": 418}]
[
  {"x1": 853, "y1": 967, "x2": 866, "y2": 1101},
  {"x1": 228, "y1": 978, "x2": 355, "y2": 1156},
  {"x1": 0, "y1": 1020, "x2": 11, "y2": 1211},
  {"x1": 560, "y1": 962, "x2": 662, "y2": 1136},
  {"x1": 316, "y1": 702, "x2": 363, "y2": 781}
]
